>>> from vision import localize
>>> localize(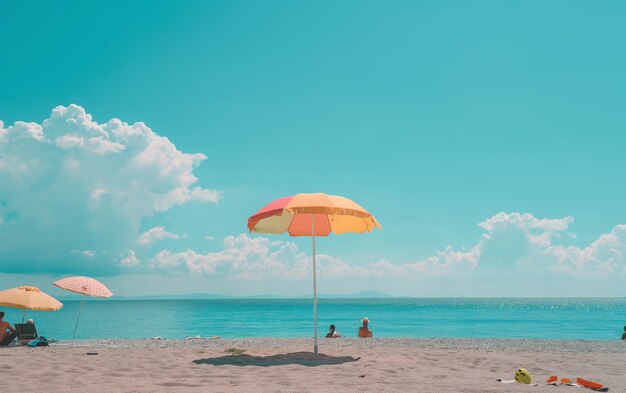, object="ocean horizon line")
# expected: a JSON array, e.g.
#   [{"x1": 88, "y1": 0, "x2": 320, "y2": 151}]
[{"x1": 55, "y1": 294, "x2": 626, "y2": 301}]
